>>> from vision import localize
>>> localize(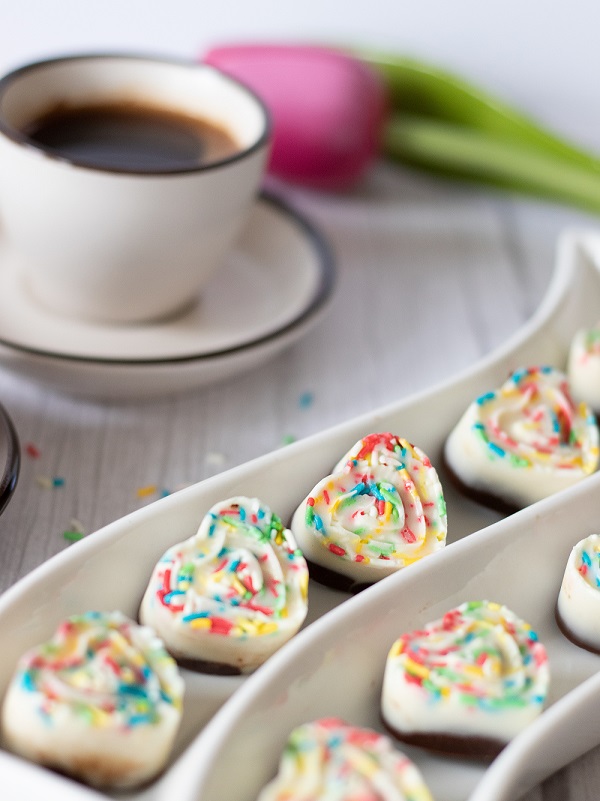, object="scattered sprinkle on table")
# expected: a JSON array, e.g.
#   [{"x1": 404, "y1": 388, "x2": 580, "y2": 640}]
[
  {"x1": 25, "y1": 443, "x2": 41, "y2": 459},
  {"x1": 298, "y1": 391, "x2": 315, "y2": 409},
  {"x1": 62, "y1": 518, "x2": 86, "y2": 543},
  {"x1": 136, "y1": 484, "x2": 158, "y2": 498},
  {"x1": 36, "y1": 475, "x2": 65, "y2": 489},
  {"x1": 63, "y1": 529, "x2": 85, "y2": 543},
  {"x1": 206, "y1": 451, "x2": 226, "y2": 466}
]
